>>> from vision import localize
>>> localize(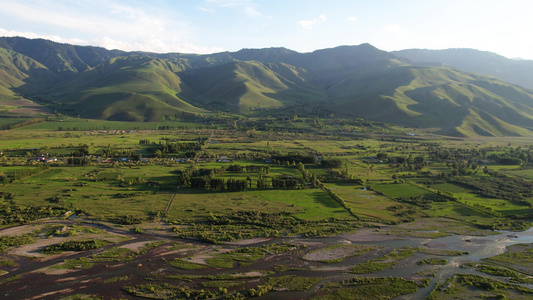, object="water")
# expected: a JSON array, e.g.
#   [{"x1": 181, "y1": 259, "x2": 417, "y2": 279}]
[
  {"x1": 259, "y1": 227, "x2": 533, "y2": 299},
  {"x1": 404, "y1": 227, "x2": 533, "y2": 299}
]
